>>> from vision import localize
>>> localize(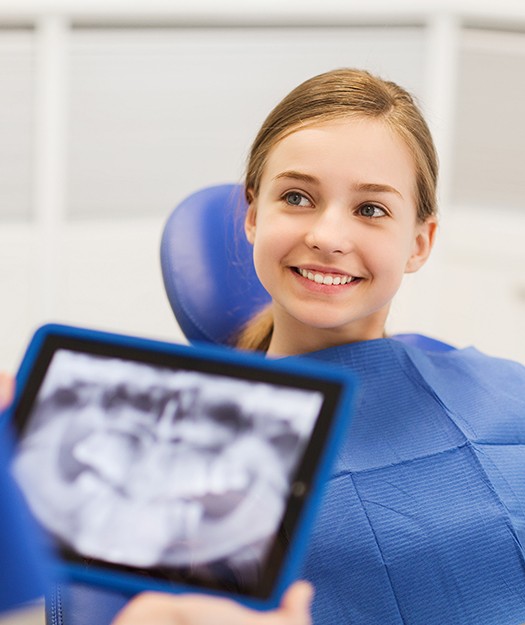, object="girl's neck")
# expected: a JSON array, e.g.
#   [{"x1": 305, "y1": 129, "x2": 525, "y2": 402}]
[{"x1": 266, "y1": 317, "x2": 387, "y2": 357}]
